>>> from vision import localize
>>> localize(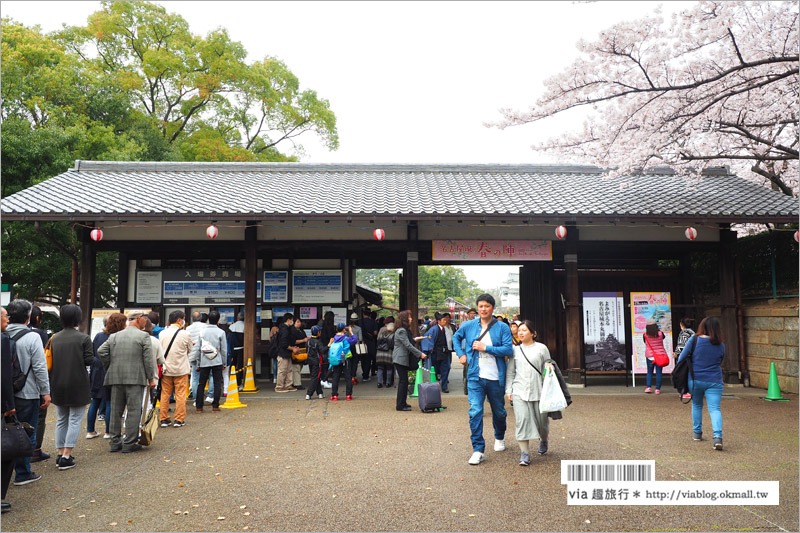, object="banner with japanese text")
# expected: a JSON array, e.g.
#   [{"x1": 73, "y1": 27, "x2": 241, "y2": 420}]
[
  {"x1": 432, "y1": 240, "x2": 552, "y2": 261},
  {"x1": 630, "y1": 292, "x2": 674, "y2": 375}
]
